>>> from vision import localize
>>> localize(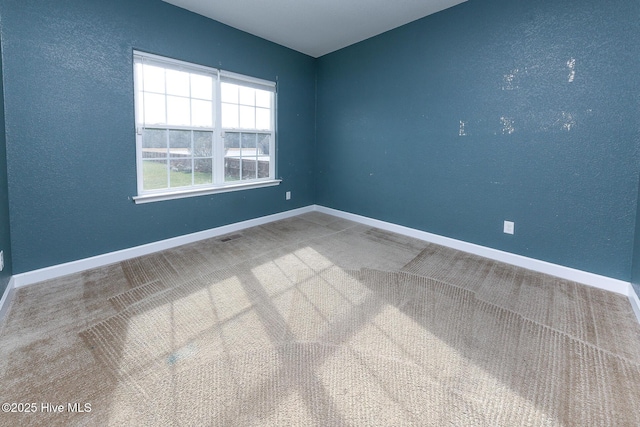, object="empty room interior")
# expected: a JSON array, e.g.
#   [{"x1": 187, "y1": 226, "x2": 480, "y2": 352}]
[{"x1": 1, "y1": 0, "x2": 640, "y2": 425}]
